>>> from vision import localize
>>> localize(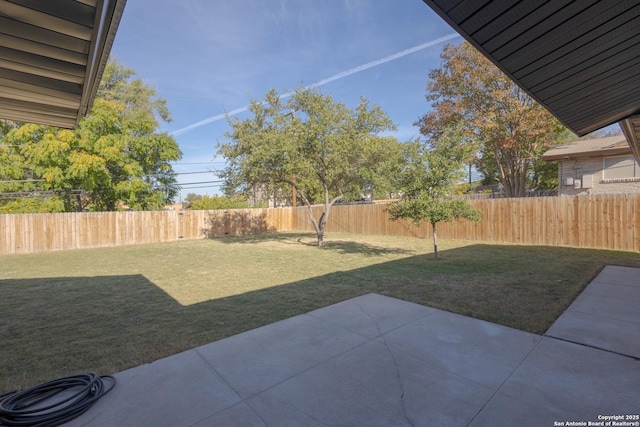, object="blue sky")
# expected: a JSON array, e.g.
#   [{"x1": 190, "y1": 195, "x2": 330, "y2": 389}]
[{"x1": 110, "y1": 0, "x2": 460, "y2": 196}]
